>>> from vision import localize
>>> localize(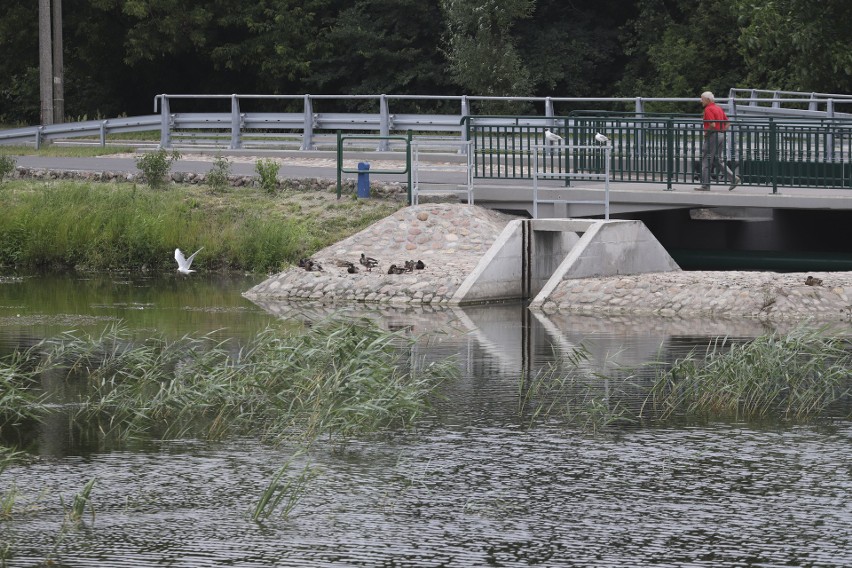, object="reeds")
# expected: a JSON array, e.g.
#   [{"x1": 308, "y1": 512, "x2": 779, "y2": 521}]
[
  {"x1": 643, "y1": 324, "x2": 852, "y2": 422},
  {"x1": 2, "y1": 319, "x2": 457, "y2": 445},
  {"x1": 251, "y1": 452, "x2": 317, "y2": 521},
  {"x1": 520, "y1": 324, "x2": 851, "y2": 430},
  {"x1": 61, "y1": 477, "x2": 96, "y2": 525},
  {"x1": 518, "y1": 345, "x2": 636, "y2": 433}
]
